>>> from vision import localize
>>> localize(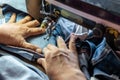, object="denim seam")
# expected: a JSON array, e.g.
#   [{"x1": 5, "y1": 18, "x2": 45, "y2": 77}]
[{"x1": 92, "y1": 44, "x2": 111, "y2": 65}]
